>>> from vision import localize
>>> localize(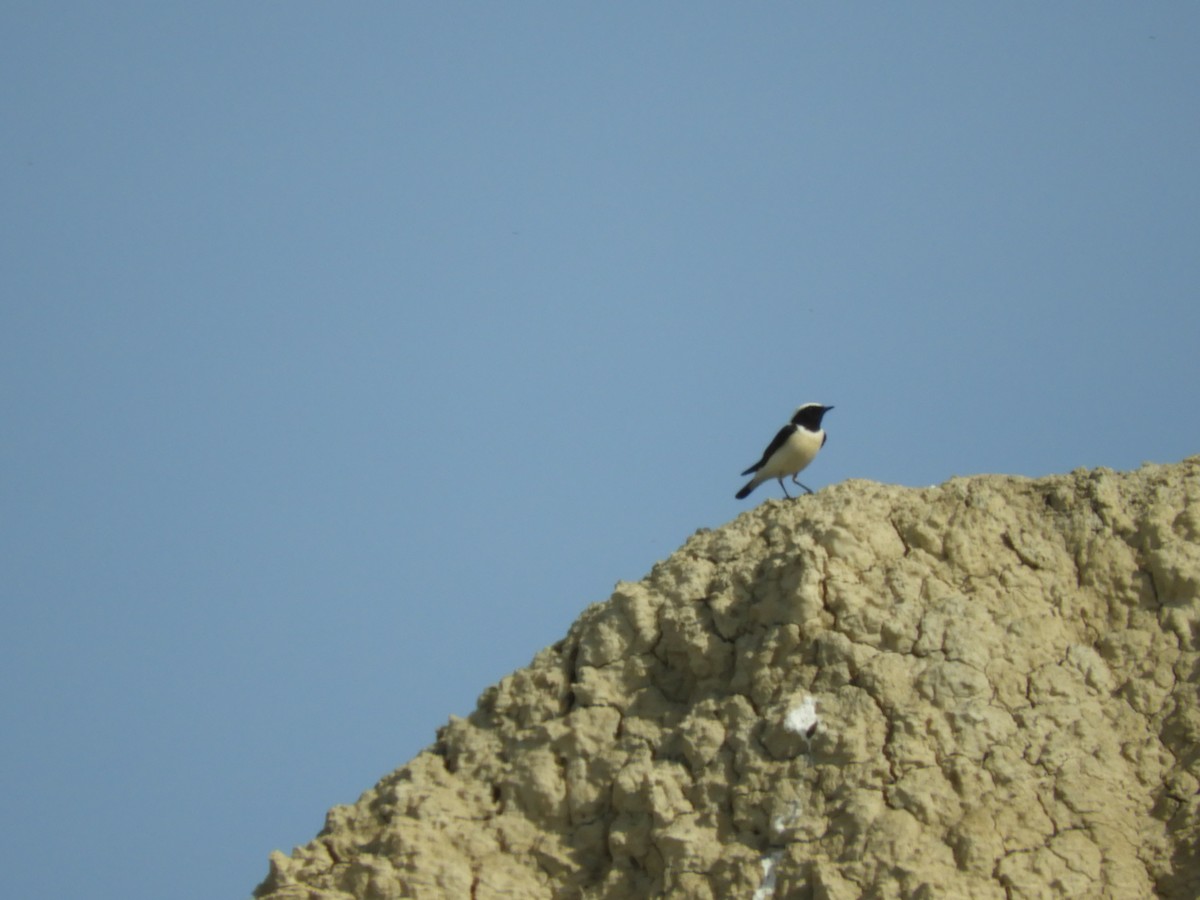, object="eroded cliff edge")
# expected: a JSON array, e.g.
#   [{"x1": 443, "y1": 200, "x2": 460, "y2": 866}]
[{"x1": 255, "y1": 458, "x2": 1200, "y2": 899}]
